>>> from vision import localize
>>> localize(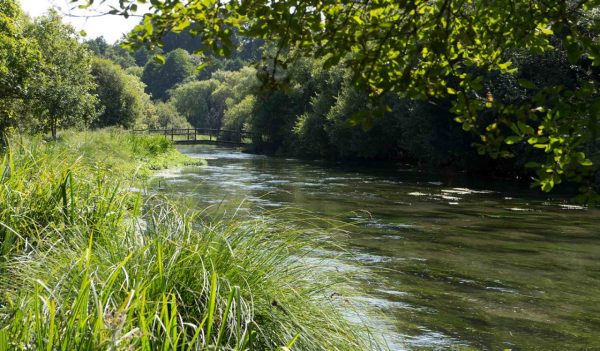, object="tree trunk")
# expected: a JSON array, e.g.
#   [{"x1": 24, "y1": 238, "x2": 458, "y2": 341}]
[{"x1": 51, "y1": 118, "x2": 57, "y2": 140}]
